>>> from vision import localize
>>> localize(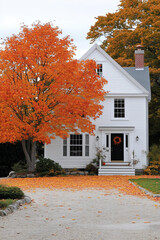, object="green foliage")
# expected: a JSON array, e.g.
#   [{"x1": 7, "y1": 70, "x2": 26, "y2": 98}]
[
  {"x1": 144, "y1": 145, "x2": 160, "y2": 175},
  {"x1": 36, "y1": 157, "x2": 62, "y2": 176},
  {"x1": 0, "y1": 185, "x2": 24, "y2": 199},
  {"x1": 130, "y1": 178, "x2": 160, "y2": 194},
  {"x1": 85, "y1": 147, "x2": 105, "y2": 175},
  {"x1": 85, "y1": 163, "x2": 98, "y2": 175},
  {"x1": 0, "y1": 199, "x2": 16, "y2": 209},
  {"x1": 92, "y1": 147, "x2": 106, "y2": 166},
  {"x1": 12, "y1": 161, "x2": 27, "y2": 173}
]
